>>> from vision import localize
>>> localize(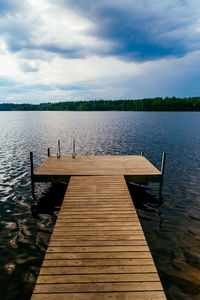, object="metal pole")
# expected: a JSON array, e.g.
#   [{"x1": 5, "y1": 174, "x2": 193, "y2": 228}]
[
  {"x1": 57, "y1": 139, "x2": 61, "y2": 158},
  {"x1": 30, "y1": 152, "x2": 35, "y2": 198},
  {"x1": 159, "y1": 152, "x2": 166, "y2": 196},
  {"x1": 139, "y1": 151, "x2": 144, "y2": 187},
  {"x1": 48, "y1": 148, "x2": 50, "y2": 157},
  {"x1": 72, "y1": 139, "x2": 76, "y2": 159}
]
